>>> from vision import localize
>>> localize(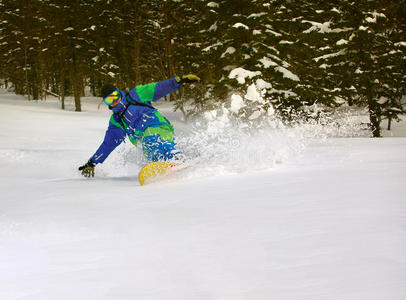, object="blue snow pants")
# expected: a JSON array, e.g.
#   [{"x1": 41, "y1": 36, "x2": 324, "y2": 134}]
[{"x1": 142, "y1": 135, "x2": 181, "y2": 162}]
